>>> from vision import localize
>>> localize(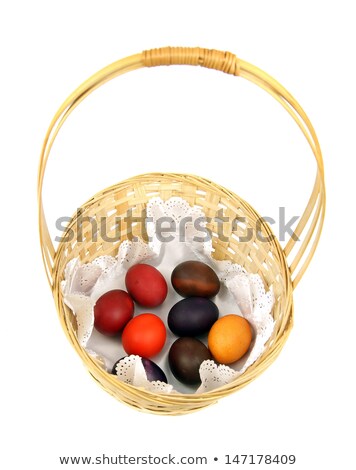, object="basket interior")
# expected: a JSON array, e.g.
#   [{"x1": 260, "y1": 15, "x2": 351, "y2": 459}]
[{"x1": 52, "y1": 173, "x2": 293, "y2": 412}]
